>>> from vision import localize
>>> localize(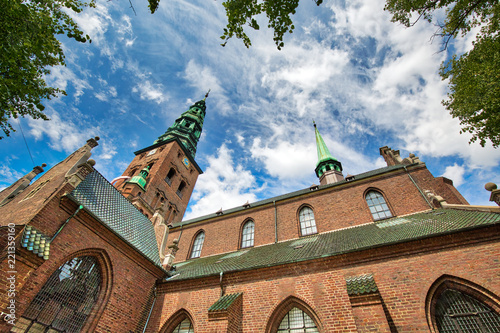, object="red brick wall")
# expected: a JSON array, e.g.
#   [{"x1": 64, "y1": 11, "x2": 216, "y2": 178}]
[
  {"x1": 167, "y1": 165, "x2": 459, "y2": 261},
  {"x1": 151, "y1": 228, "x2": 500, "y2": 332}
]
